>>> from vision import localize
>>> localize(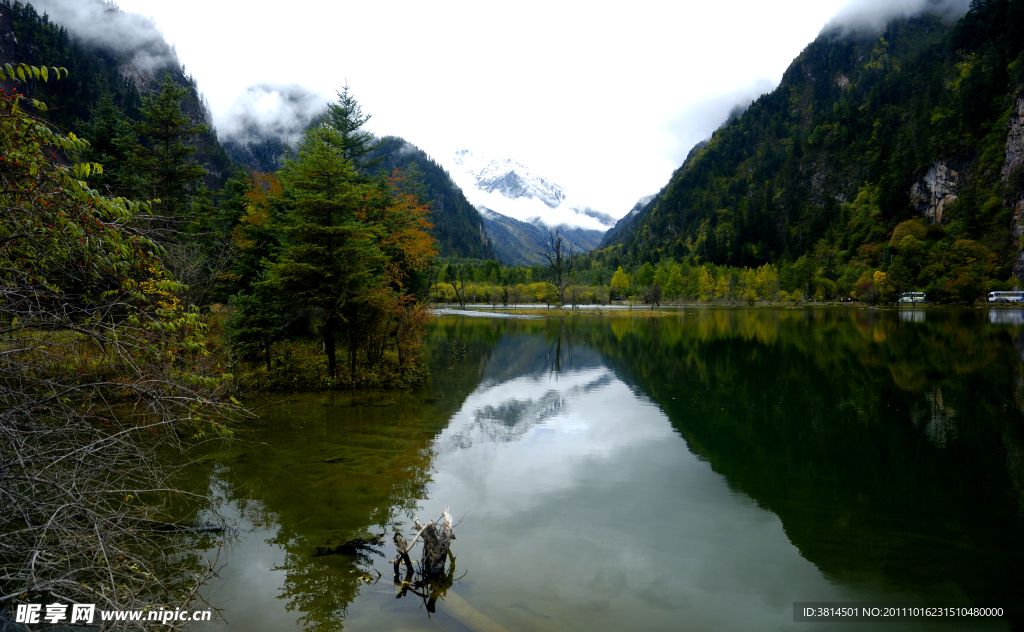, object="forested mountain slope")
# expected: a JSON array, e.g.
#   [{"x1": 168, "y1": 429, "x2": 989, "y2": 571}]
[
  {"x1": 0, "y1": 0, "x2": 231, "y2": 188},
  {"x1": 367, "y1": 136, "x2": 495, "y2": 260},
  {"x1": 605, "y1": 0, "x2": 1024, "y2": 301},
  {"x1": 479, "y1": 205, "x2": 609, "y2": 266},
  {"x1": 598, "y1": 194, "x2": 656, "y2": 248}
]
